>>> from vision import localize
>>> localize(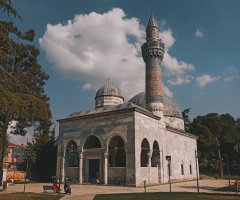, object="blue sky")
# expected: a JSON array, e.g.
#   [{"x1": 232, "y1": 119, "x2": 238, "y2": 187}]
[{"x1": 4, "y1": 0, "x2": 240, "y2": 144}]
